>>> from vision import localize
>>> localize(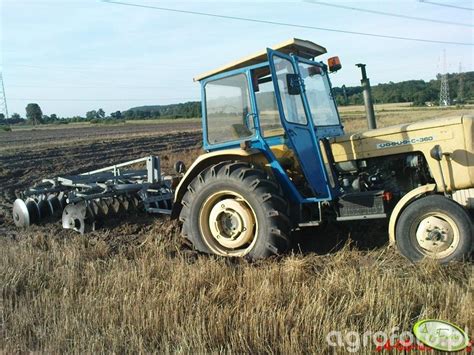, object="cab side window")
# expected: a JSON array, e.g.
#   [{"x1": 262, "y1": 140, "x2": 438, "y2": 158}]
[
  {"x1": 205, "y1": 74, "x2": 253, "y2": 145},
  {"x1": 254, "y1": 73, "x2": 284, "y2": 137}
]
